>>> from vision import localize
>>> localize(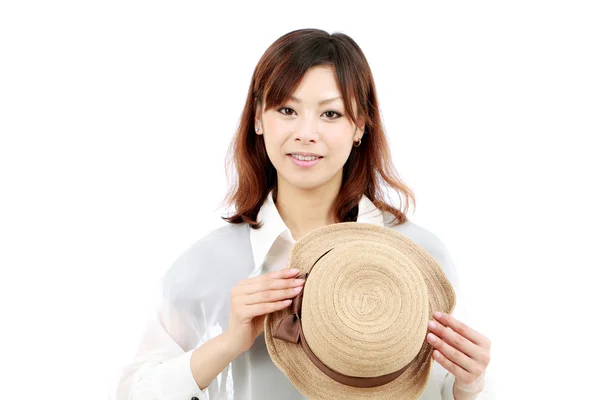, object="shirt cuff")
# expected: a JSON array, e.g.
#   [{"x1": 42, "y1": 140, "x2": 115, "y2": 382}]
[
  {"x1": 152, "y1": 348, "x2": 208, "y2": 400},
  {"x1": 442, "y1": 372, "x2": 491, "y2": 400}
]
